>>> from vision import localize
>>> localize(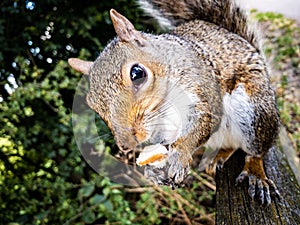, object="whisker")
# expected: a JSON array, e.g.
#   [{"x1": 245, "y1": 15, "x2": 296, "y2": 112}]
[{"x1": 98, "y1": 133, "x2": 114, "y2": 141}]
